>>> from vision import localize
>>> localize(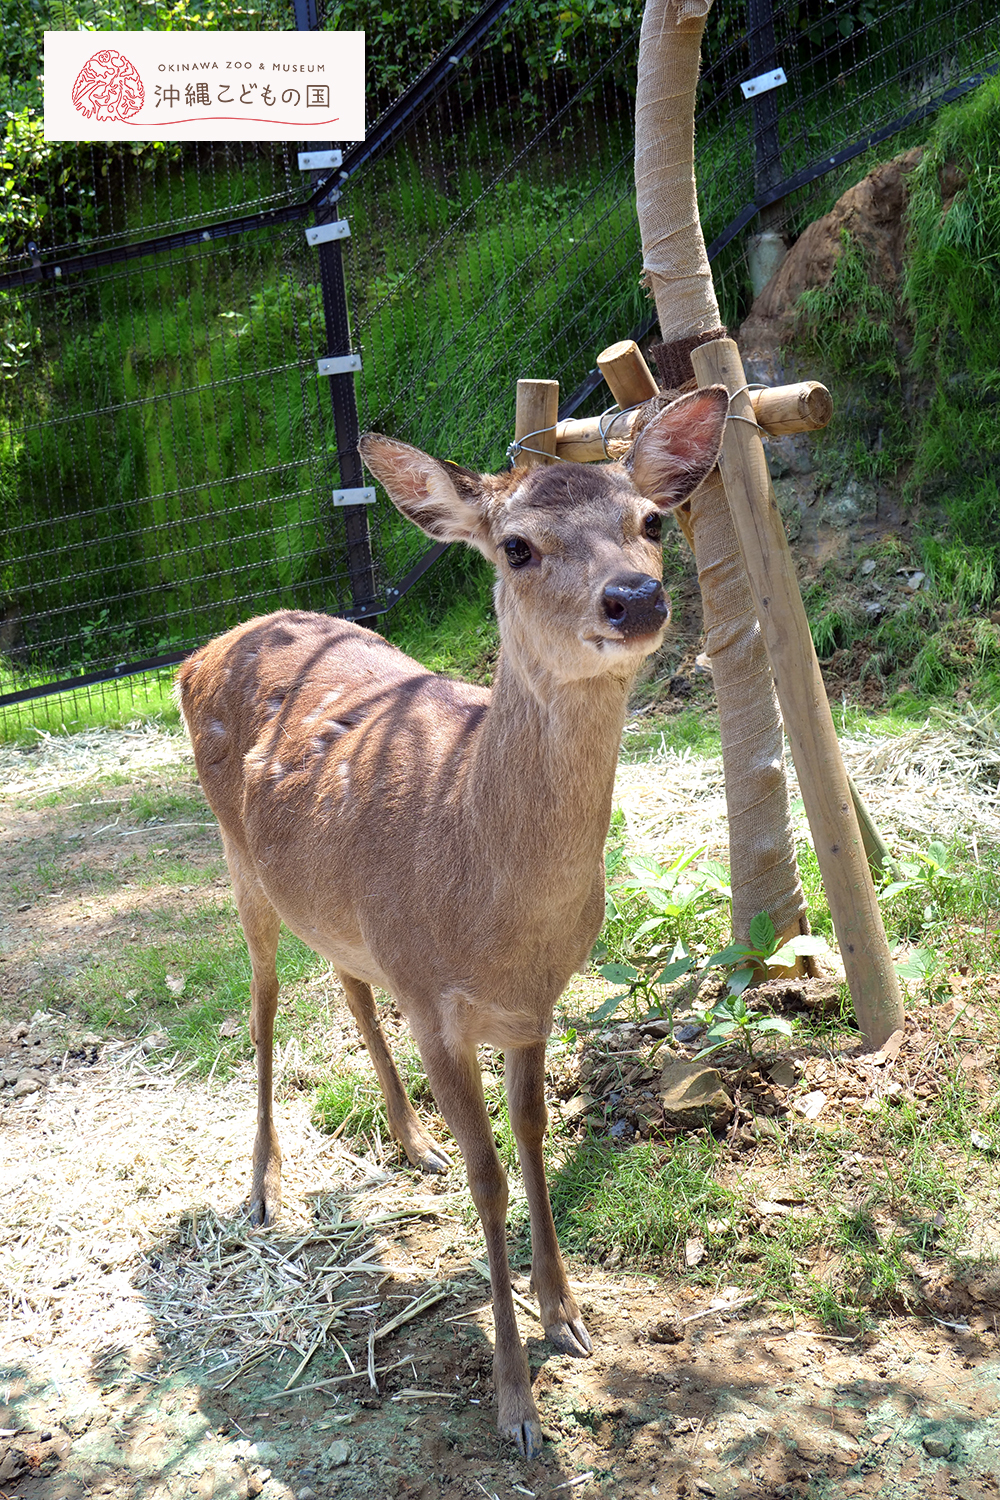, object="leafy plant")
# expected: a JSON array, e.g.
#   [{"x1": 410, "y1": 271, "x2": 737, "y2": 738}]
[
  {"x1": 593, "y1": 909, "x2": 828, "y2": 1029},
  {"x1": 694, "y1": 991, "x2": 794, "y2": 1062},
  {"x1": 879, "y1": 840, "x2": 973, "y2": 933},
  {"x1": 605, "y1": 847, "x2": 730, "y2": 944},
  {"x1": 701, "y1": 911, "x2": 829, "y2": 998}
]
